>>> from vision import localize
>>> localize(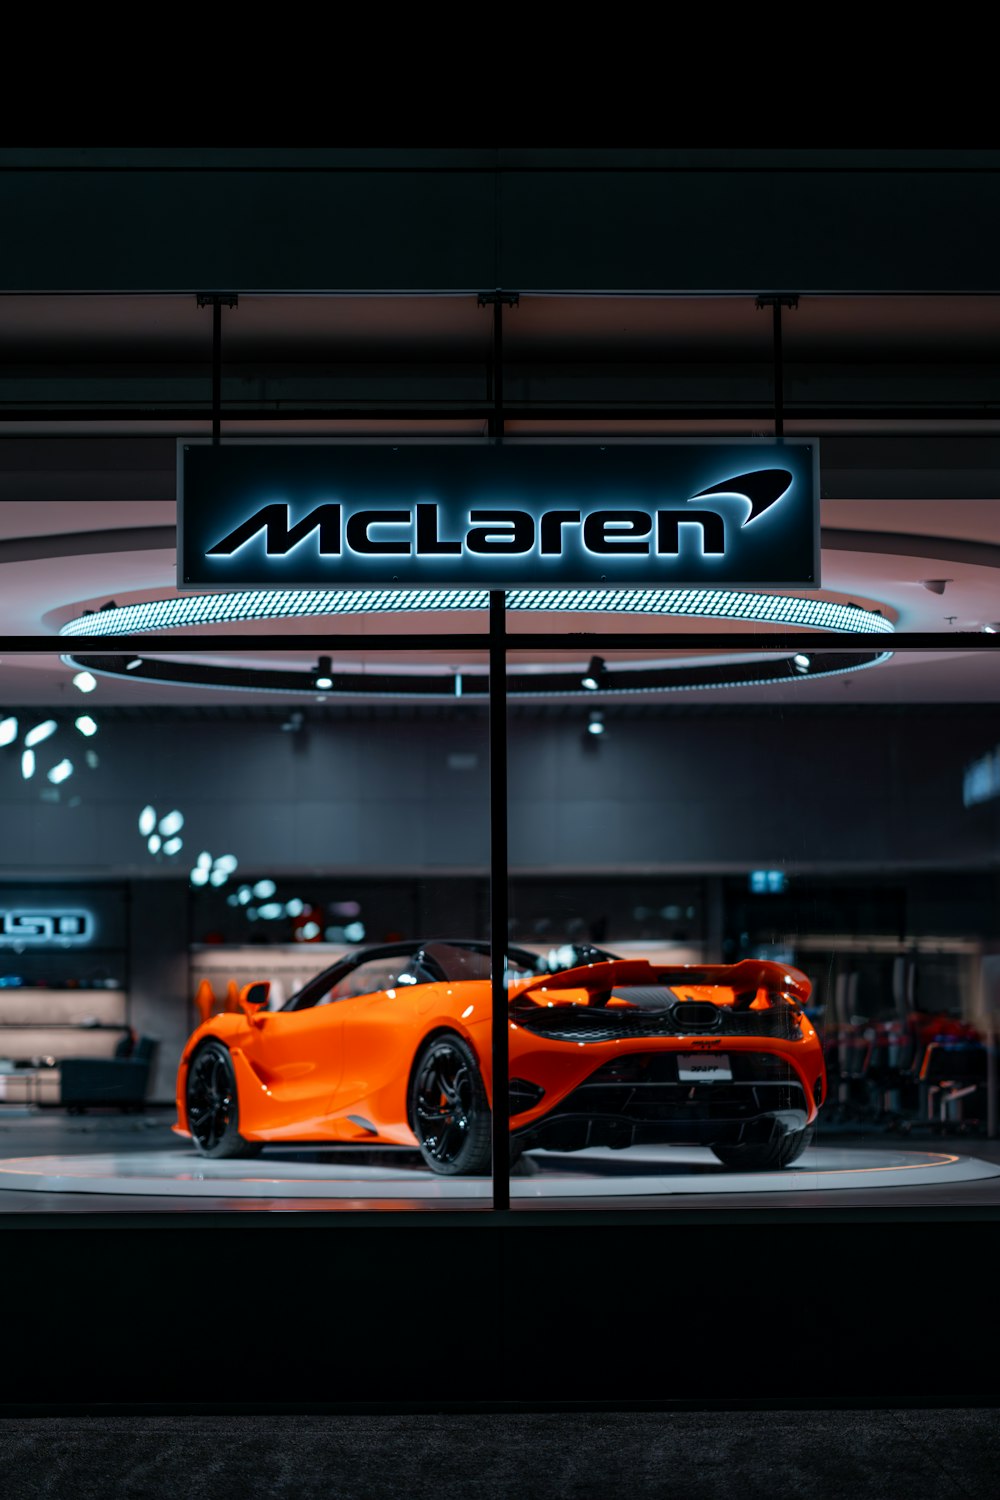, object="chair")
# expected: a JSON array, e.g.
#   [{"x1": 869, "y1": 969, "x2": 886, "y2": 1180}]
[{"x1": 60, "y1": 1035, "x2": 158, "y2": 1114}]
